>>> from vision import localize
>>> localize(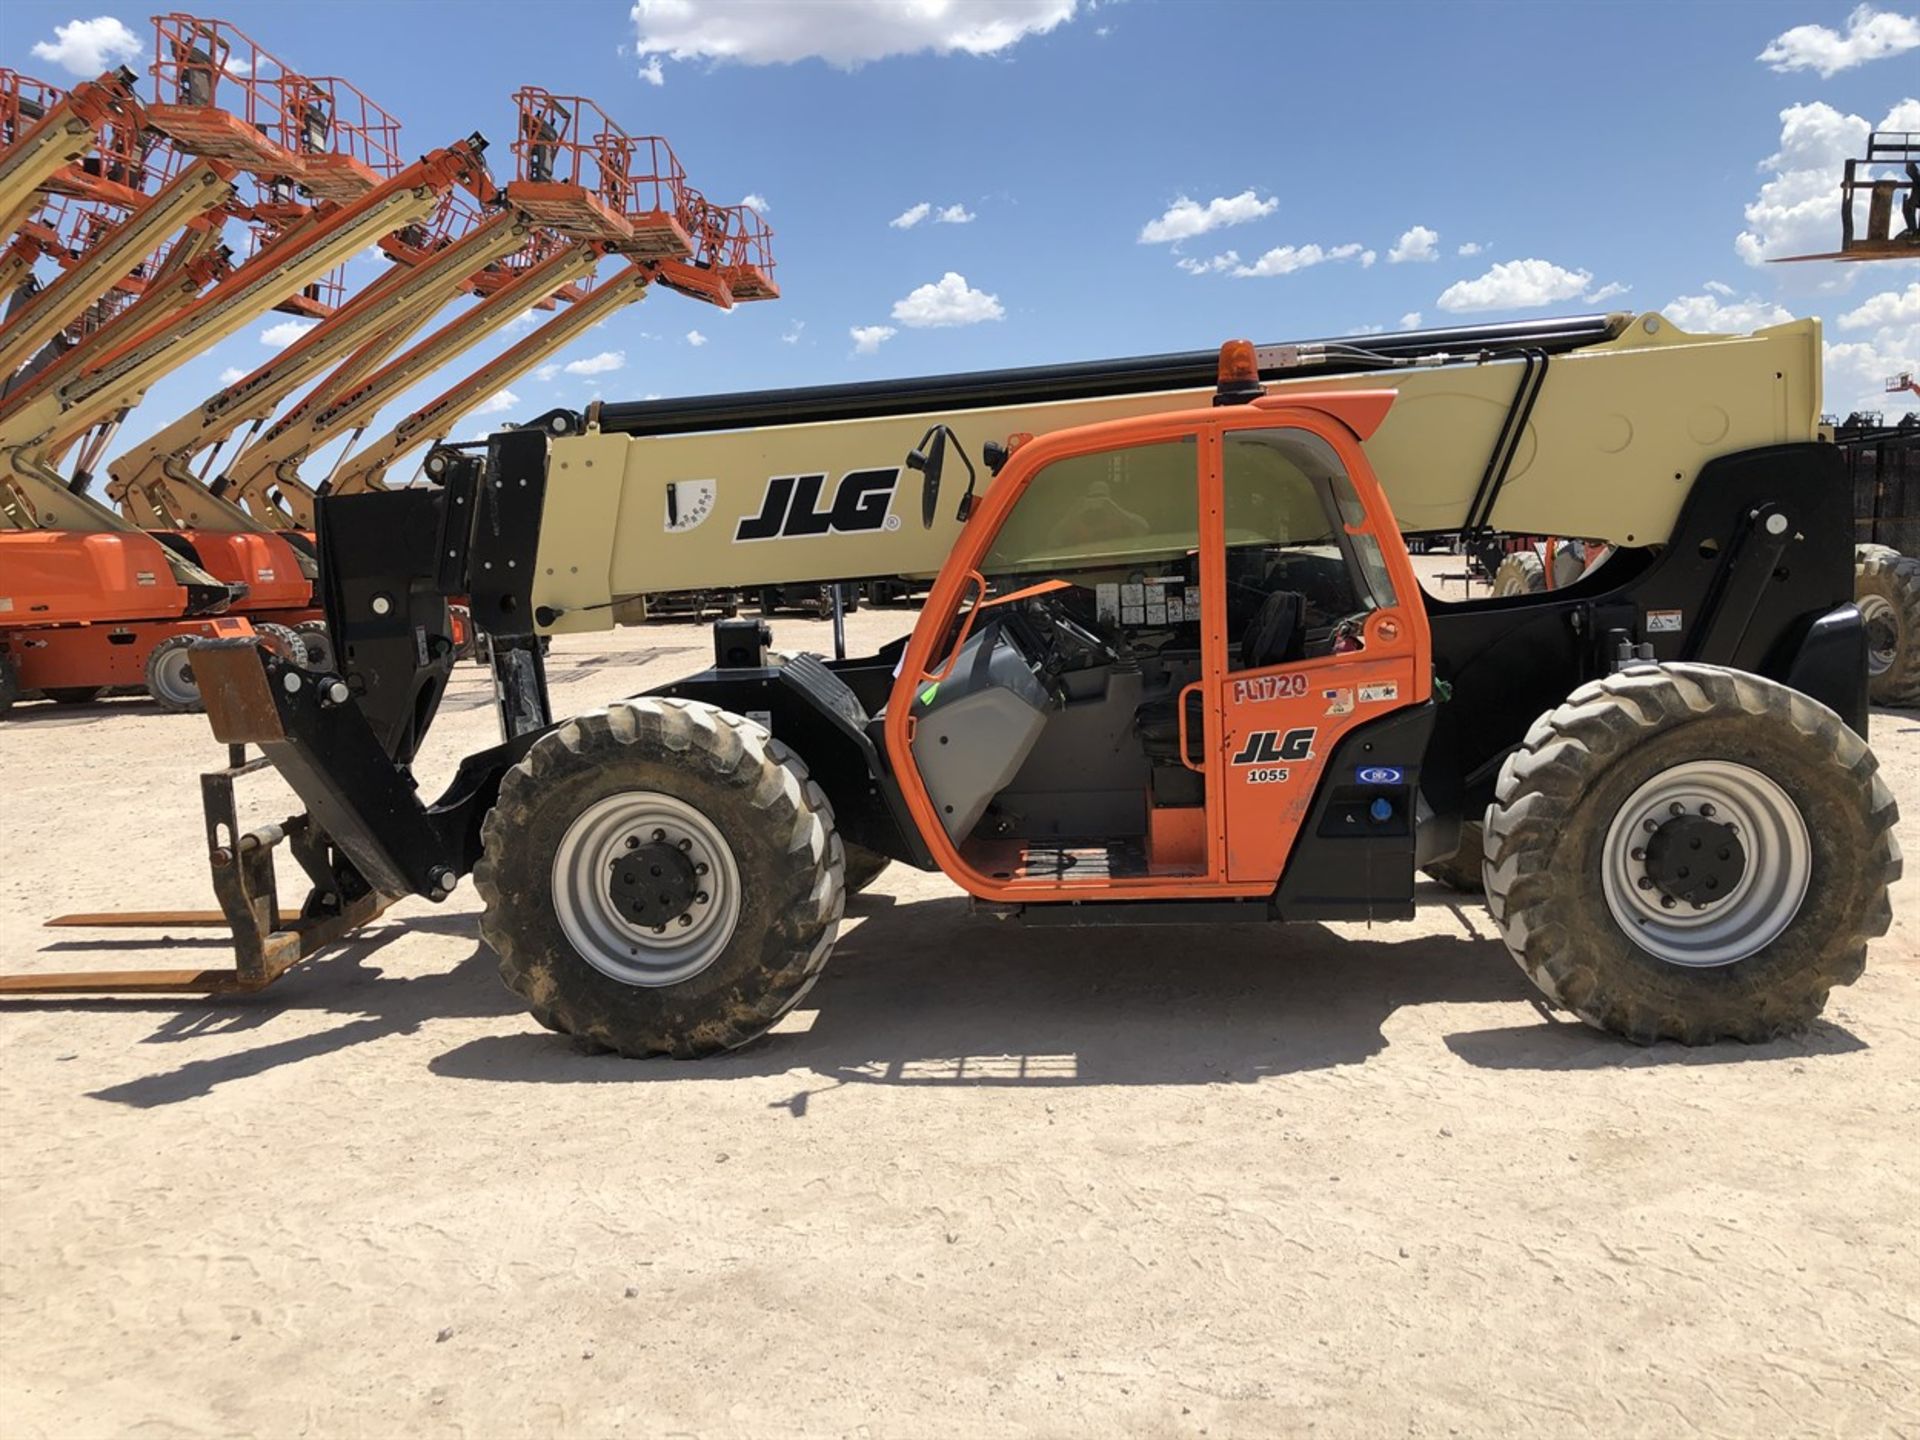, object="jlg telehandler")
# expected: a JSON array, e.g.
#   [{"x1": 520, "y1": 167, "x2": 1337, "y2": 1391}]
[{"x1": 14, "y1": 312, "x2": 1901, "y2": 1052}]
